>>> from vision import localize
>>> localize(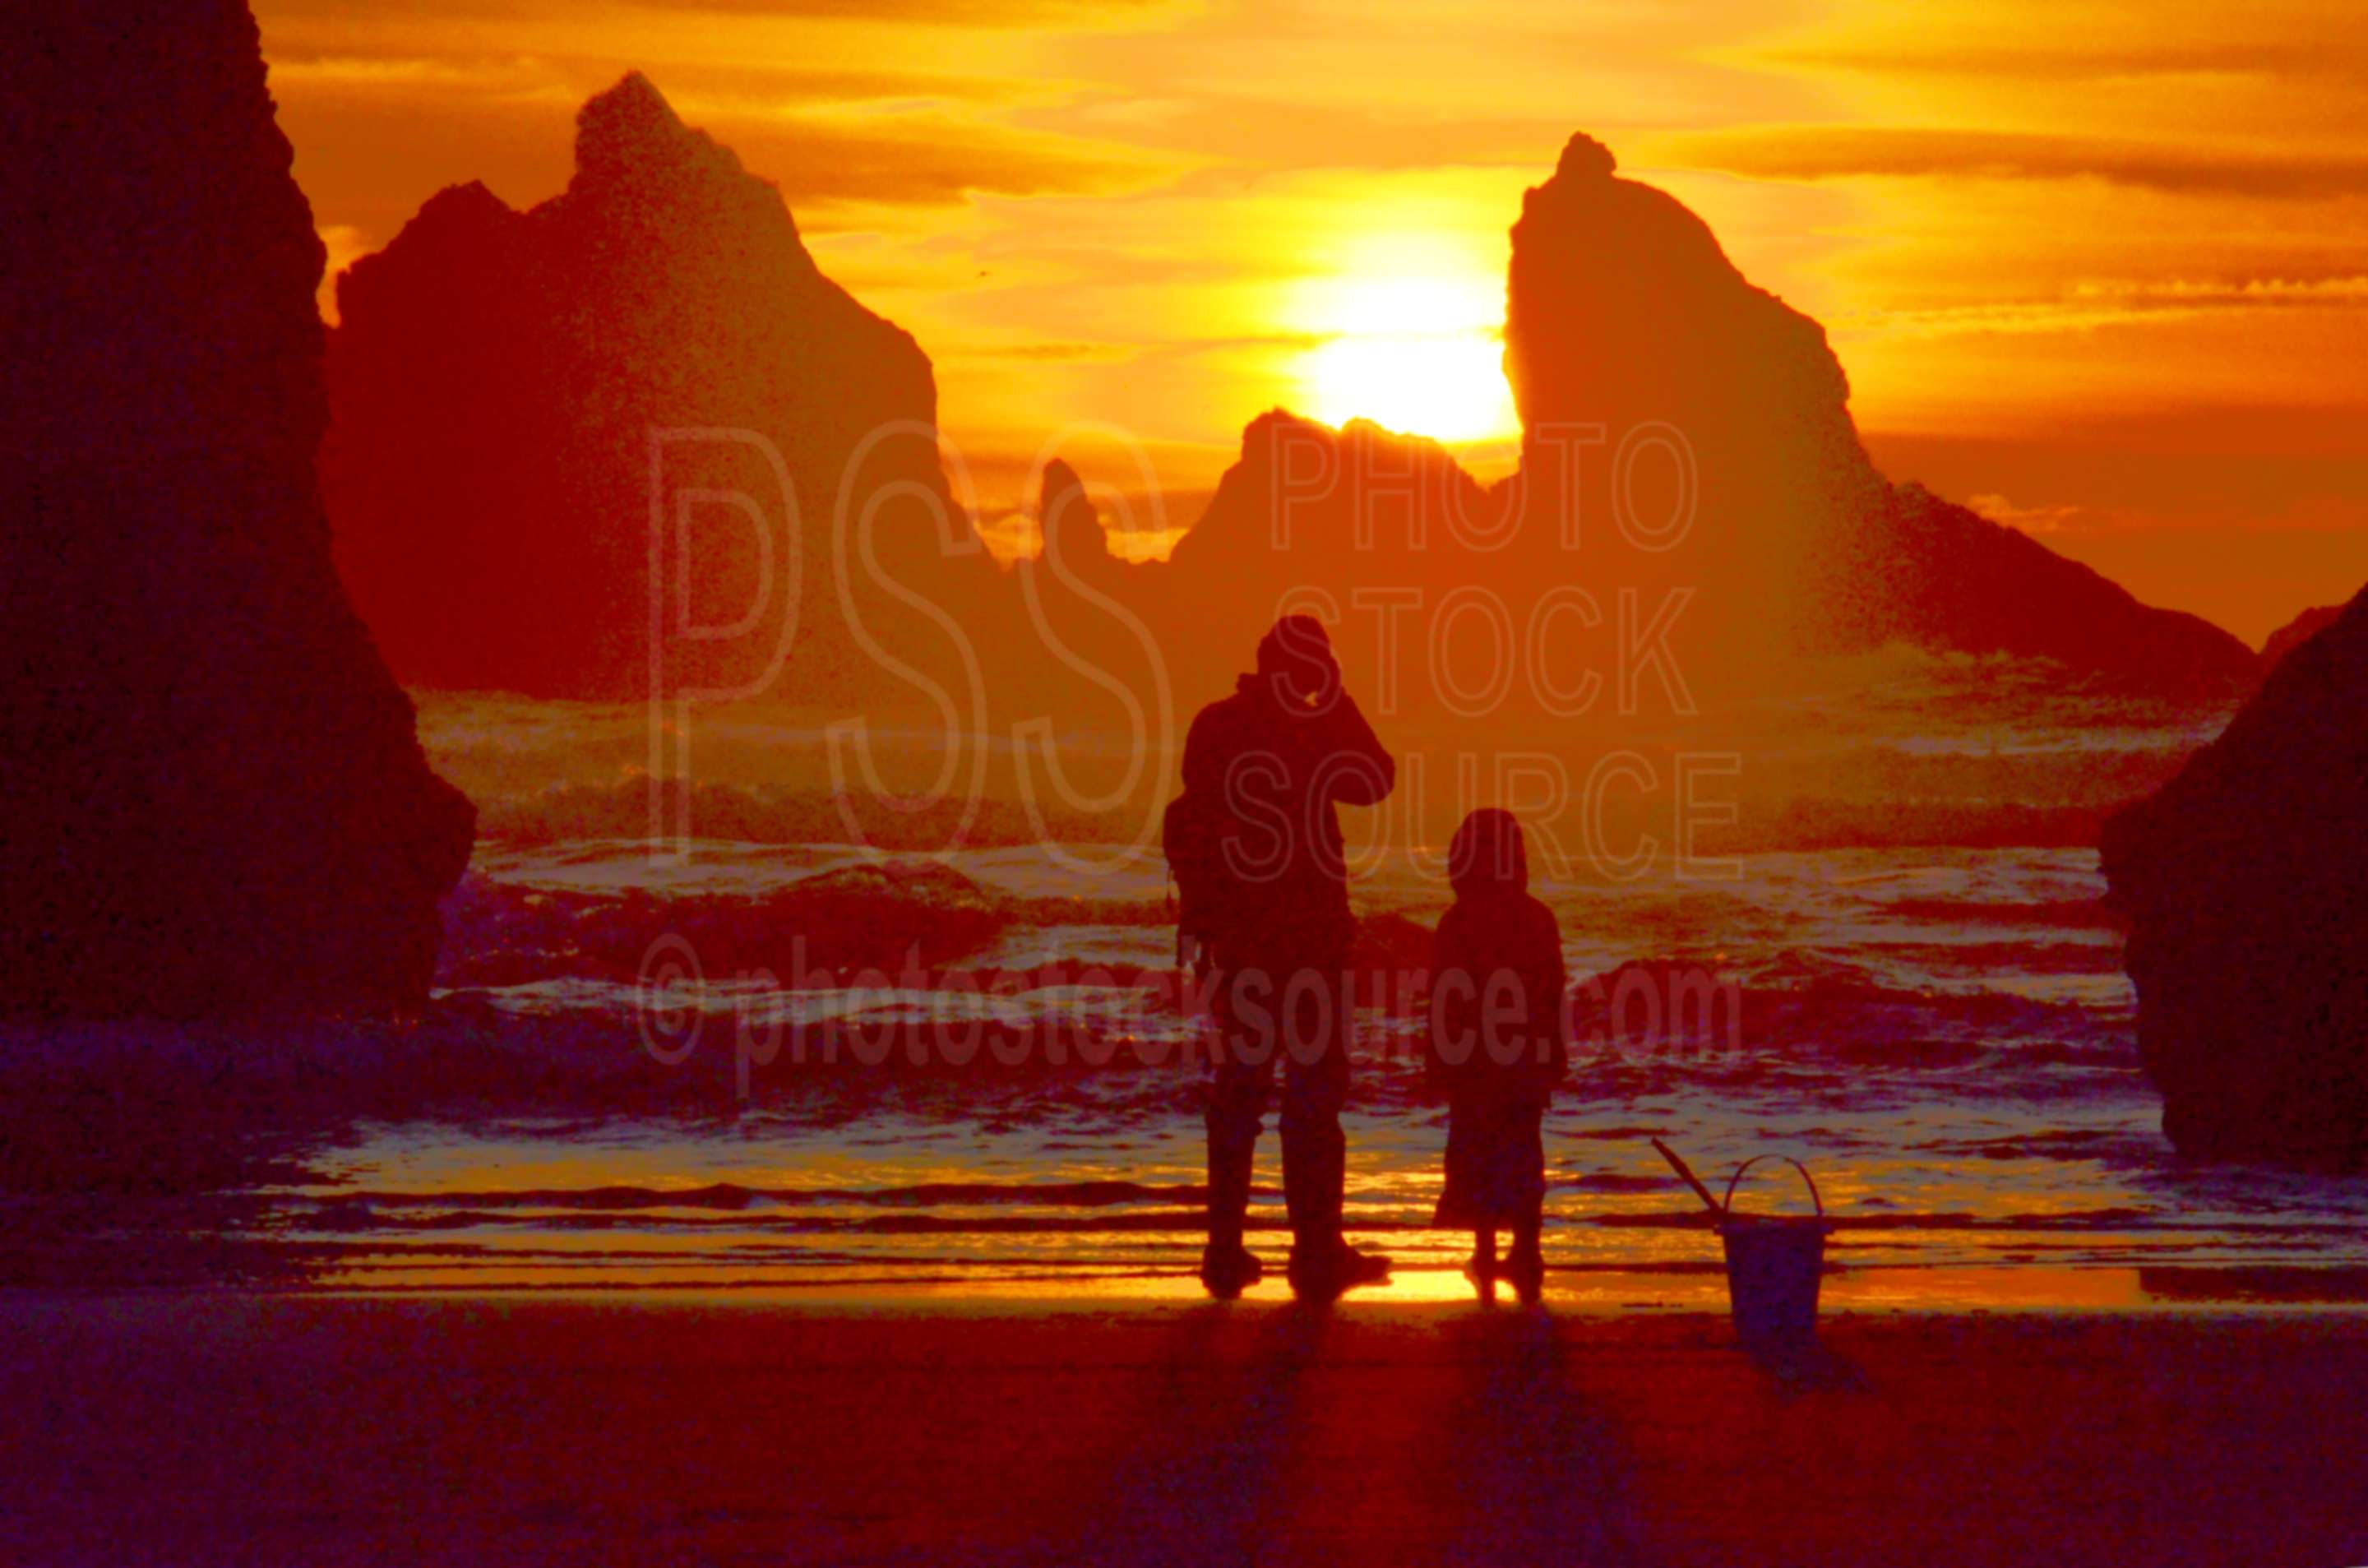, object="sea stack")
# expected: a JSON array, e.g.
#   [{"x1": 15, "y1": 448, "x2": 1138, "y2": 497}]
[
  {"x1": 1037, "y1": 460, "x2": 1115, "y2": 577},
  {"x1": 2102, "y1": 585, "x2": 2368, "y2": 1162},
  {"x1": 1500, "y1": 133, "x2": 2259, "y2": 696},
  {"x1": 1153, "y1": 133, "x2": 2259, "y2": 713},
  {"x1": 0, "y1": 2, "x2": 474, "y2": 1017},
  {"x1": 326, "y1": 73, "x2": 1001, "y2": 704},
  {"x1": 1161, "y1": 412, "x2": 1501, "y2": 719}
]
